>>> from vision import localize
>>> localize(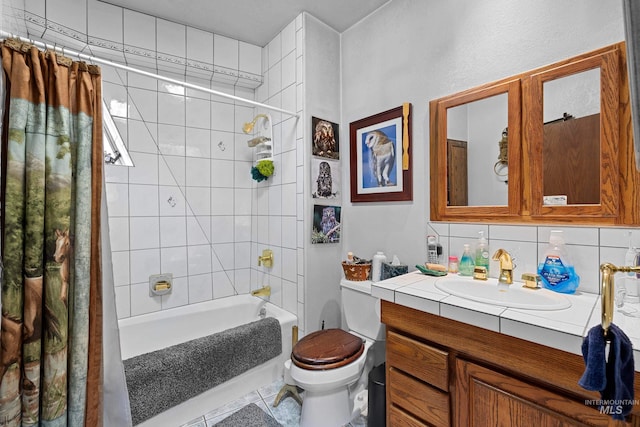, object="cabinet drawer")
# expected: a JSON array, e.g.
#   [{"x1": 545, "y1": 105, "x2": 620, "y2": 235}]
[
  {"x1": 387, "y1": 330, "x2": 449, "y2": 391},
  {"x1": 389, "y1": 367, "x2": 450, "y2": 427},
  {"x1": 389, "y1": 405, "x2": 430, "y2": 427}
]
